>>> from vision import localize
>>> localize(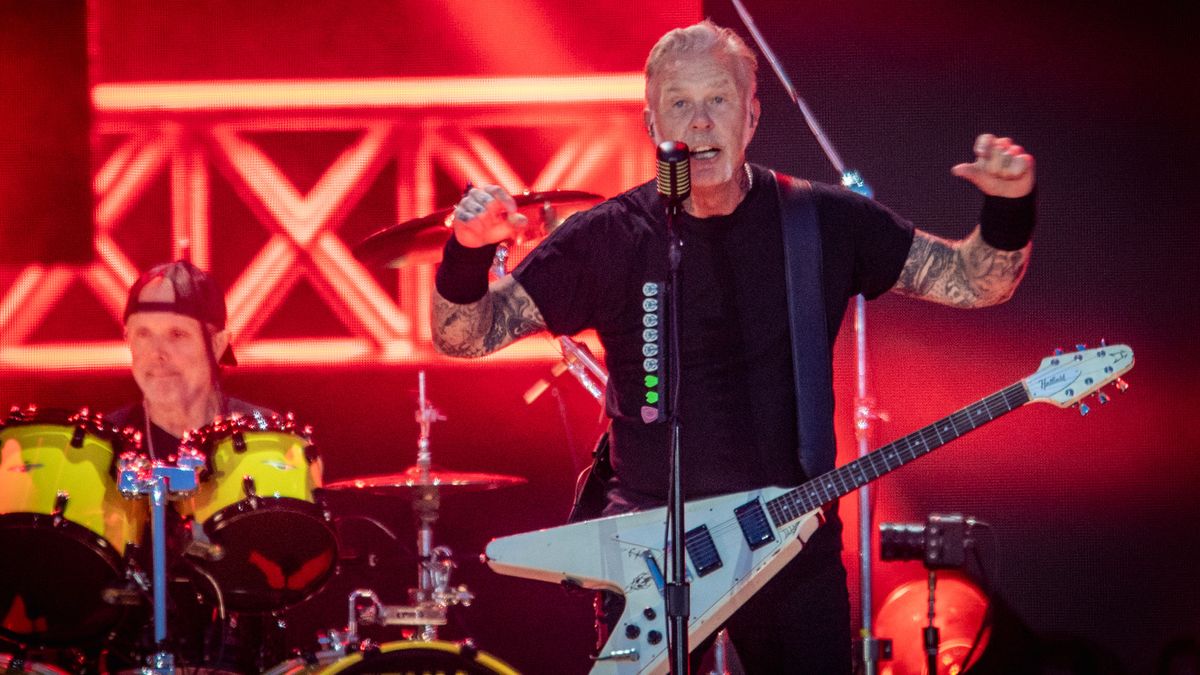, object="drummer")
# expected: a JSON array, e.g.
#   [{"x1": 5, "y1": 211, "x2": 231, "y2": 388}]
[
  {"x1": 109, "y1": 260, "x2": 267, "y2": 452},
  {"x1": 107, "y1": 260, "x2": 277, "y2": 671}
]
